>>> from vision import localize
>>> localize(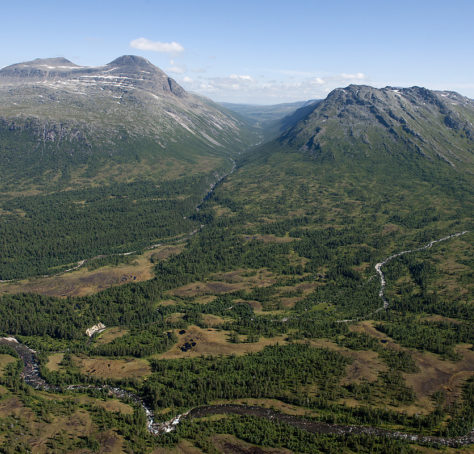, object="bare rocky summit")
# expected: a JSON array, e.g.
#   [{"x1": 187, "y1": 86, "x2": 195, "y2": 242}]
[{"x1": 280, "y1": 85, "x2": 474, "y2": 169}]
